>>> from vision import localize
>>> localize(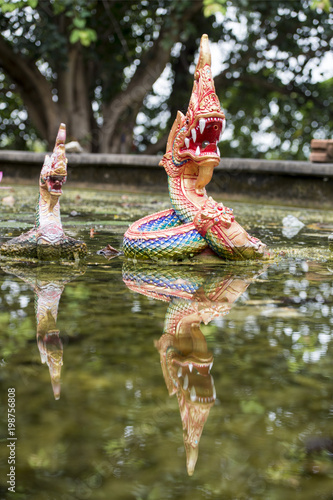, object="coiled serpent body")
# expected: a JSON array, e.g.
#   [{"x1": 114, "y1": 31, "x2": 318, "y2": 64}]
[{"x1": 123, "y1": 35, "x2": 268, "y2": 262}]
